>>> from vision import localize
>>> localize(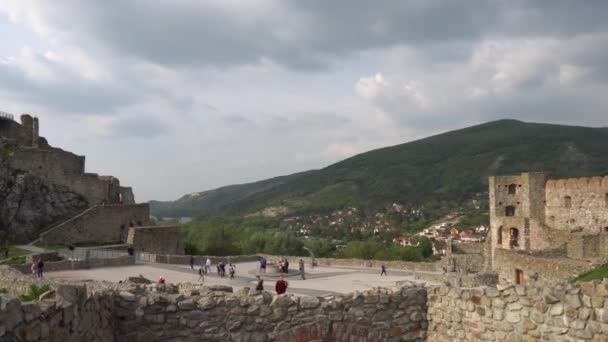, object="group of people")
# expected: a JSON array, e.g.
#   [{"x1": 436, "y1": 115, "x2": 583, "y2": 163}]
[
  {"x1": 30, "y1": 257, "x2": 44, "y2": 279},
  {"x1": 254, "y1": 274, "x2": 289, "y2": 294},
  {"x1": 189, "y1": 256, "x2": 236, "y2": 283}
]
